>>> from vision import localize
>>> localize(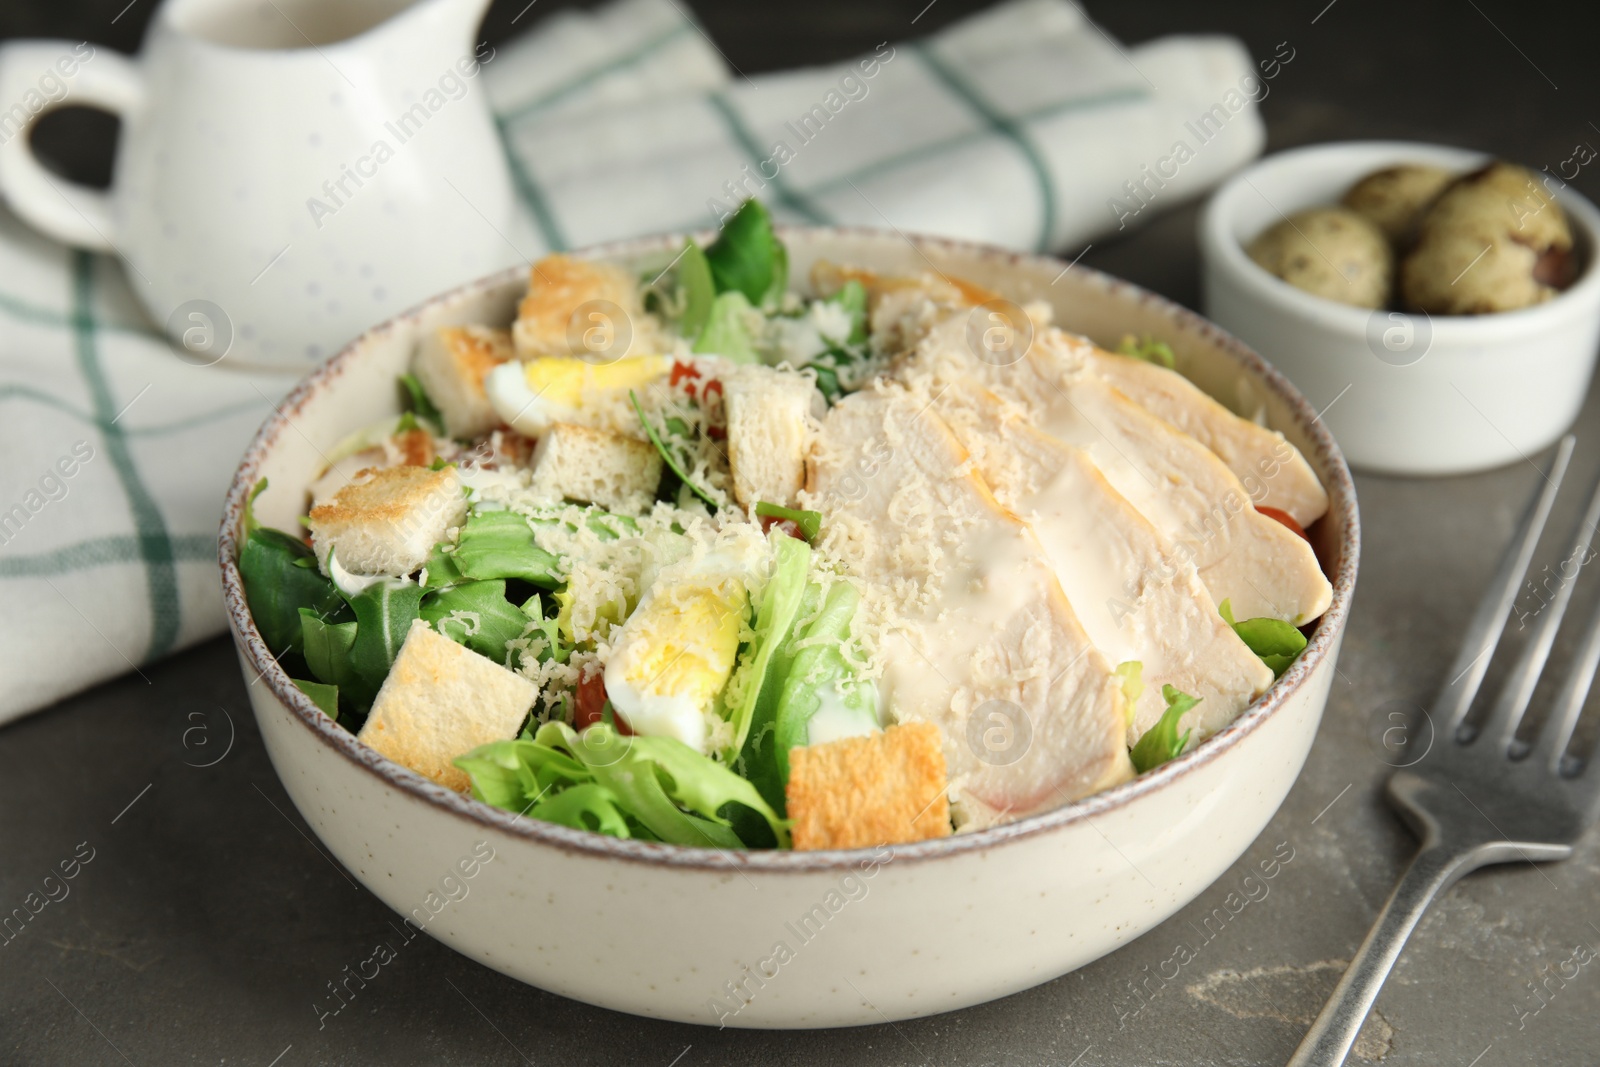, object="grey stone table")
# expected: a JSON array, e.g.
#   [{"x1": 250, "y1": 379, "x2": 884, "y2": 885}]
[{"x1": 6, "y1": 1, "x2": 1600, "y2": 1064}]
